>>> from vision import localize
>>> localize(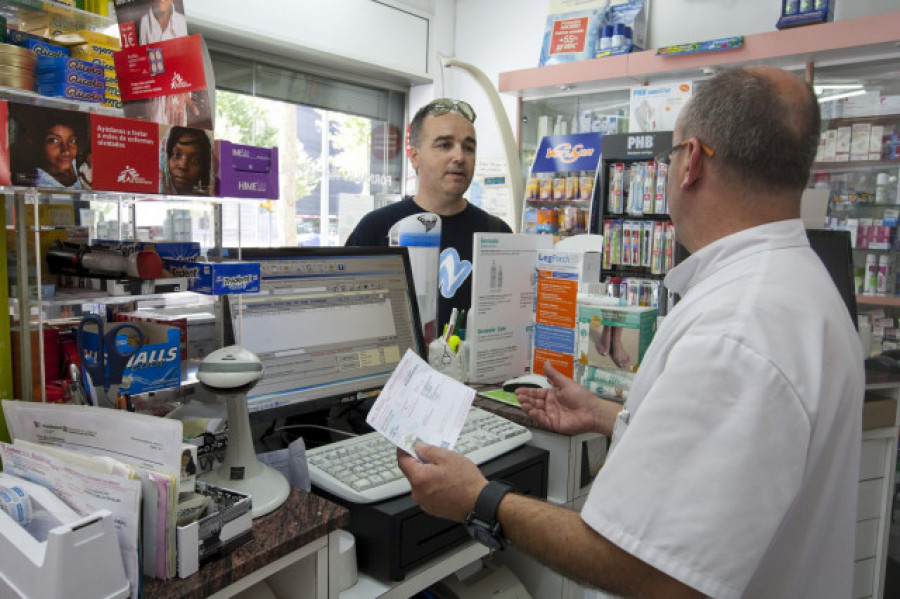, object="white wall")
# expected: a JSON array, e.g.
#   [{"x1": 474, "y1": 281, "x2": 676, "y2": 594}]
[
  {"x1": 186, "y1": 0, "x2": 900, "y2": 167},
  {"x1": 184, "y1": 0, "x2": 434, "y2": 83}
]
